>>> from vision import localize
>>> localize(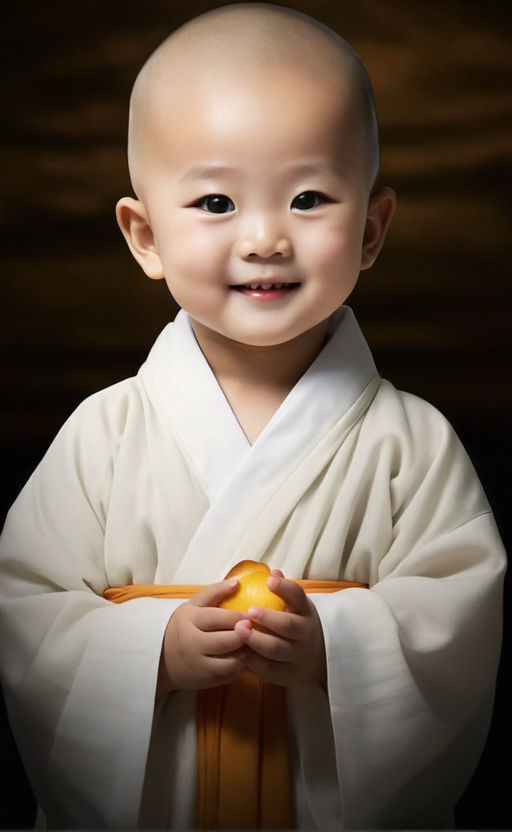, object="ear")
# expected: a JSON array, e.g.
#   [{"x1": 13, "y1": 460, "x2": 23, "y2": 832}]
[
  {"x1": 360, "y1": 186, "x2": 396, "y2": 270},
  {"x1": 115, "y1": 196, "x2": 164, "y2": 280}
]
